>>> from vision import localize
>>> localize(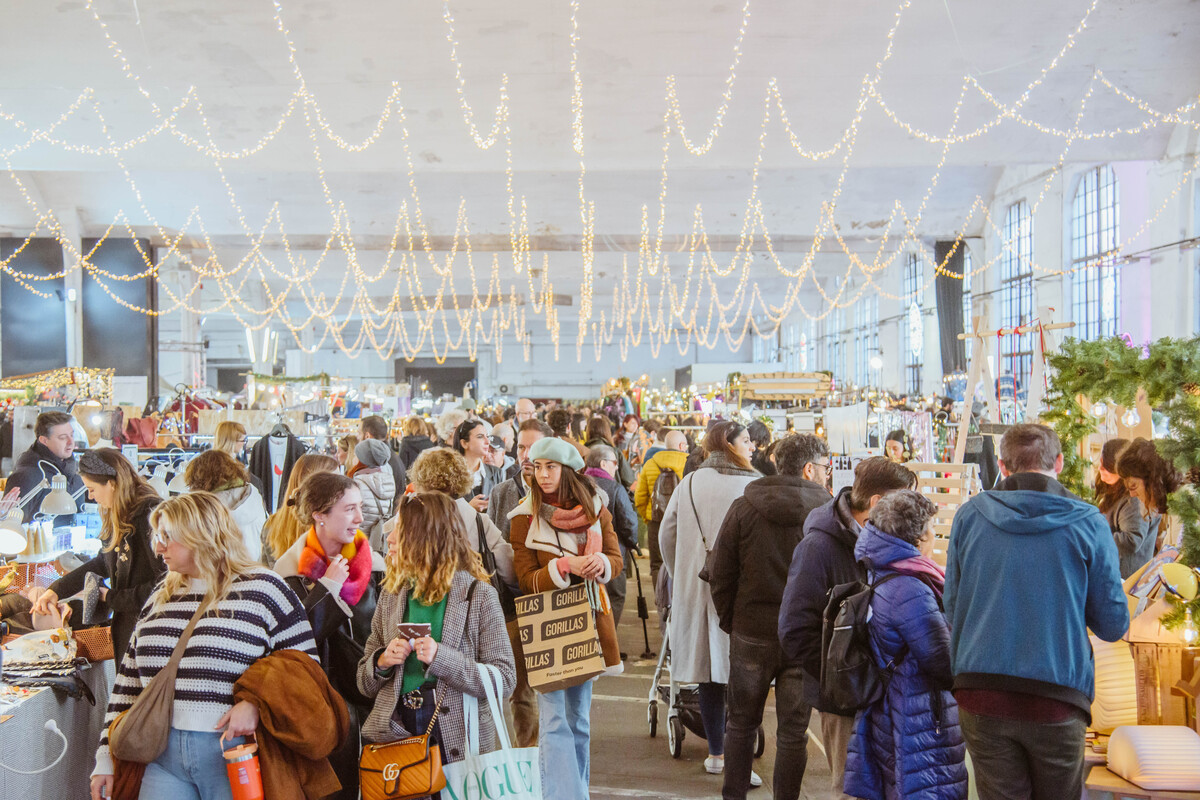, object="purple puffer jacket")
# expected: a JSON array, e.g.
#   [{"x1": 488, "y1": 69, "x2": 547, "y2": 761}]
[{"x1": 843, "y1": 523, "x2": 967, "y2": 800}]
